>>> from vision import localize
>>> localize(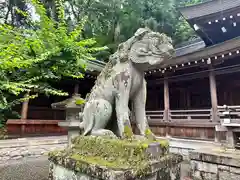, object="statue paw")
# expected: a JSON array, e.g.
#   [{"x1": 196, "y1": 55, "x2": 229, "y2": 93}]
[{"x1": 91, "y1": 129, "x2": 118, "y2": 139}]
